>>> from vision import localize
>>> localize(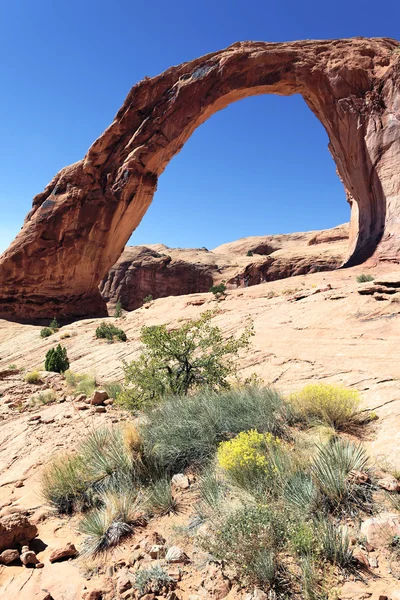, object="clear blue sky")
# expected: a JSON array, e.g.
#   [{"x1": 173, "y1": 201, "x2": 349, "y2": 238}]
[{"x1": 1, "y1": 0, "x2": 399, "y2": 253}]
